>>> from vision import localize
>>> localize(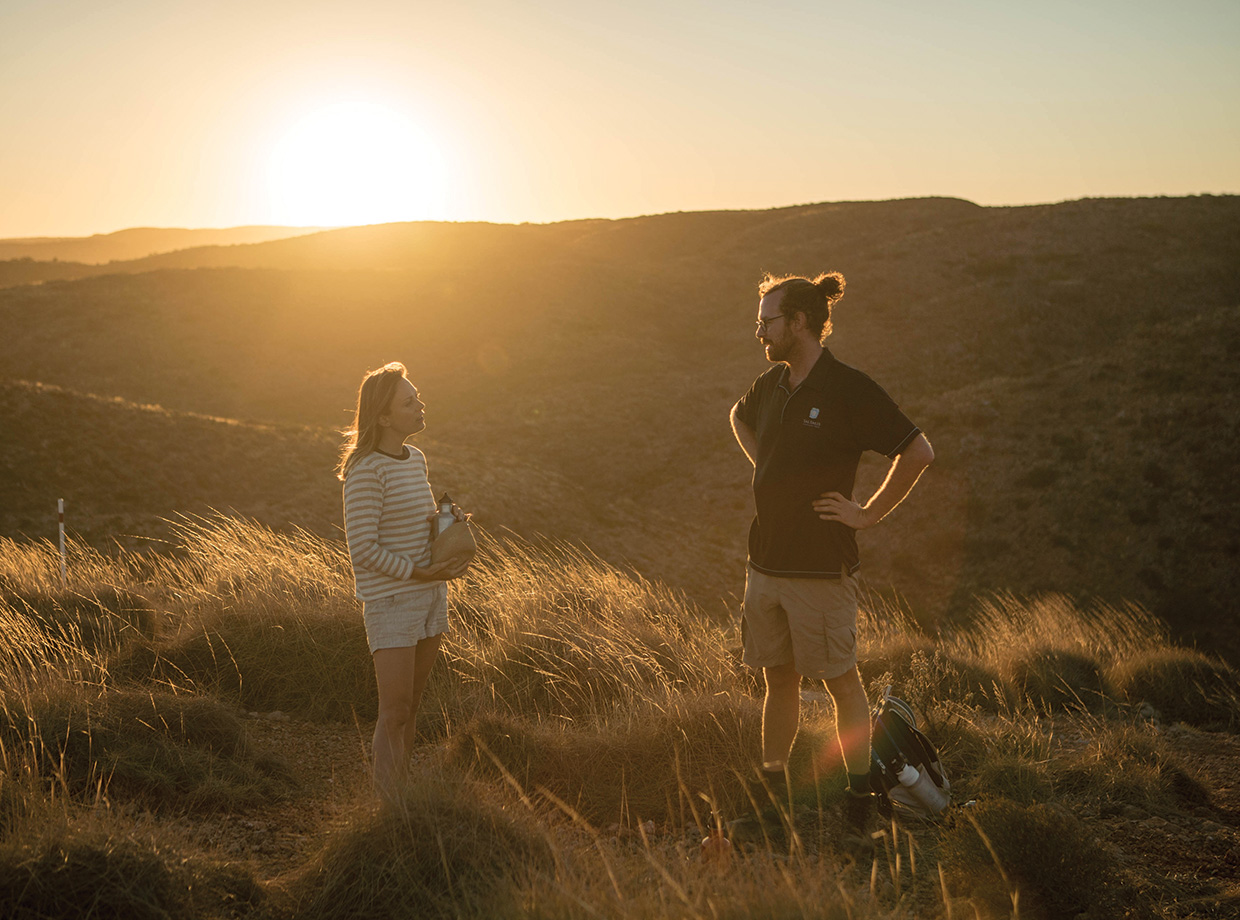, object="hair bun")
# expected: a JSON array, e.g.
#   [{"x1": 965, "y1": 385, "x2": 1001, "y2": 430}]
[{"x1": 812, "y1": 272, "x2": 845, "y2": 300}]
